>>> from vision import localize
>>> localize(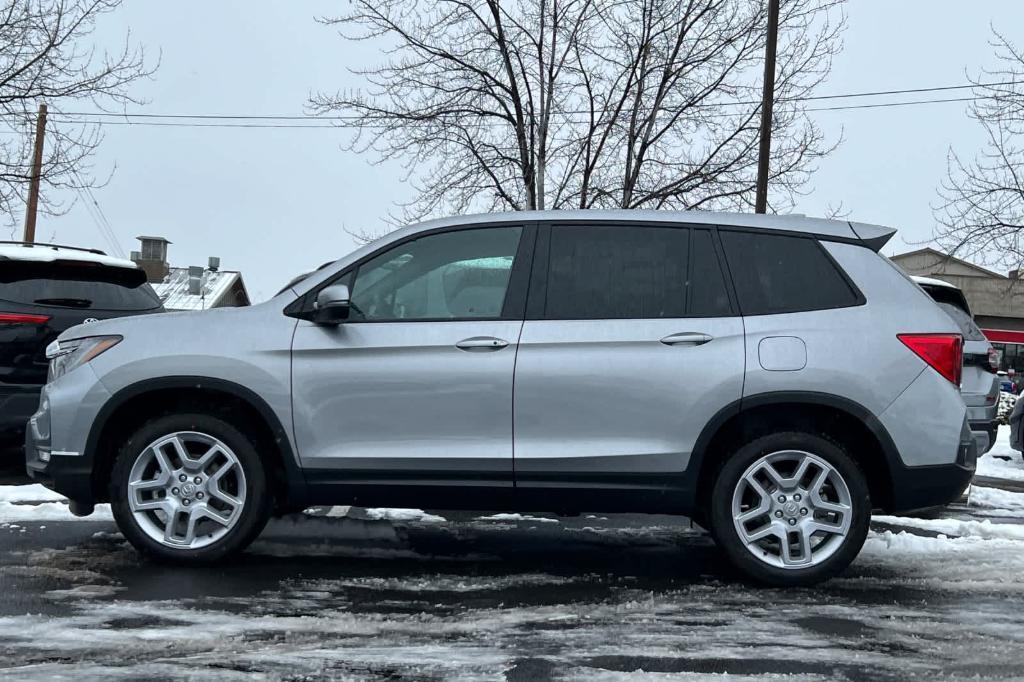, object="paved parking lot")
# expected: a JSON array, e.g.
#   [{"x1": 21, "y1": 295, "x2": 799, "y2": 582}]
[{"x1": 2, "y1": 435, "x2": 1024, "y2": 681}]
